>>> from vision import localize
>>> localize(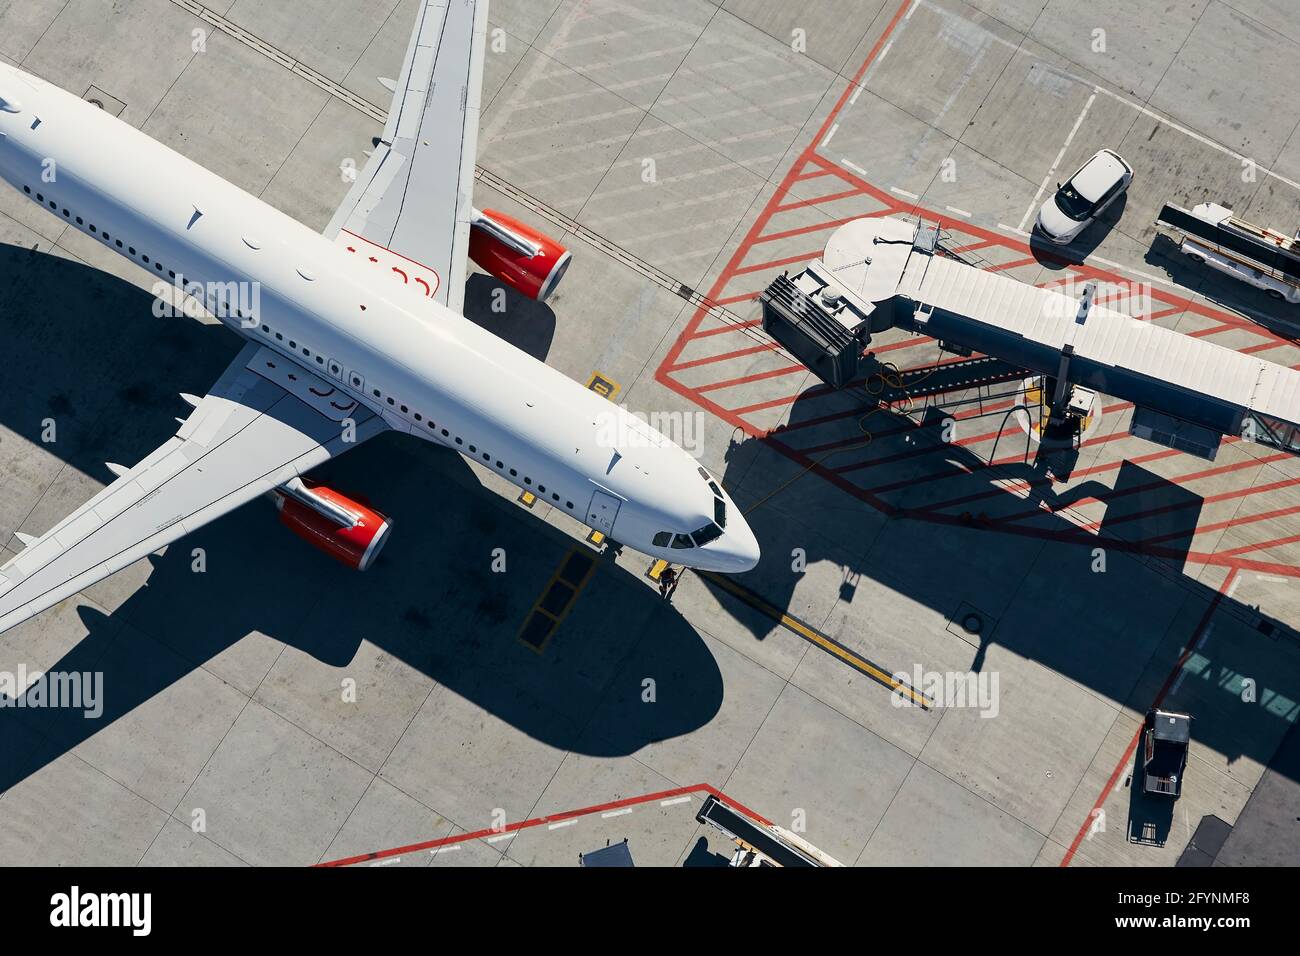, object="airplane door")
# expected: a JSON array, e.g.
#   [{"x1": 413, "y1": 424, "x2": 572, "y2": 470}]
[{"x1": 587, "y1": 489, "x2": 622, "y2": 537}]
